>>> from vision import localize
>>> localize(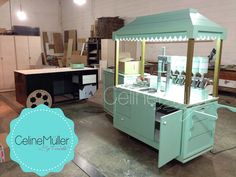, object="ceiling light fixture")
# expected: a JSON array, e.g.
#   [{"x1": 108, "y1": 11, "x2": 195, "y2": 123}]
[
  {"x1": 73, "y1": 0, "x2": 86, "y2": 6},
  {"x1": 17, "y1": 10, "x2": 27, "y2": 21},
  {"x1": 17, "y1": 0, "x2": 27, "y2": 21}
]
